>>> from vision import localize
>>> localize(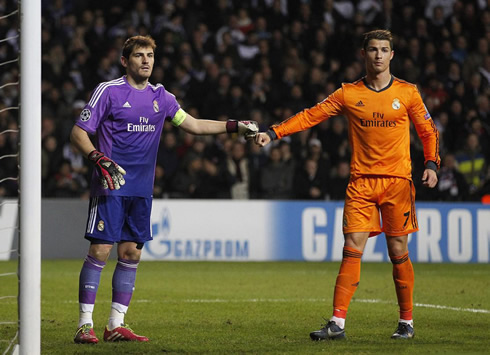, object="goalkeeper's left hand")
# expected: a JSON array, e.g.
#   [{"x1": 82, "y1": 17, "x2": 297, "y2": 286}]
[{"x1": 226, "y1": 120, "x2": 259, "y2": 140}]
